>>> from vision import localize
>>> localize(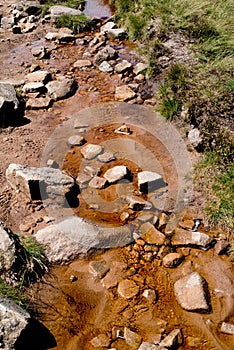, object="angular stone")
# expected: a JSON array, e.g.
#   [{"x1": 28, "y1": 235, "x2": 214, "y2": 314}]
[
  {"x1": 160, "y1": 329, "x2": 183, "y2": 348},
  {"x1": 115, "y1": 60, "x2": 132, "y2": 74},
  {"x1": 138, "y1": 171, "x2": 166, "y2": 193},
  {"x1": 0, "y1": 222, "x2": 18, "y2": 271},
  {"x1": 0, "y1": 83, "x2": 19, "y2": 117},
  {"x1": 133, "y1": 62, "x2": 148, "y2": 75},
  {"x1": 94, "y1": 46, "x2": 117, "y2": 65},
  {"x1": 73, "y1": 59, "x2": 92, "y2": 68},
  {"x1": 117, "y1": 279, "x2": 139, "y2": 299},
  {"x1": 138, "y1": 343, "x2": 159, "y2": 350},
  {"x1": 98, "y1": 60, "x2": 113, "y2": 72},
  {"x1": 84, "y1": 165, "x2": 100, "y2": 177},
  {"x1": 0, "y1": 296, "x2": 30, "y2": 350},
  {"x1": 89, "y1": 260, "x2": 109, "y2": 278},
  {"x1": 142, "y1": 289, "x2": 157, "y2": 303},
  {"x1": 46, "y1": 77, "x2": 76, "y2": 101},
  {"x1": 100, "y1": 21, "x2": 116, "y2": 32},
  {"x1": 23, "y1": 82, "x2": 45, "y2": 94},
  {"x1": 115, "y1": 85, "x2": 136, "y2": 102},
  {"x1": 171, "y1": 228, "x2": 214, "y2": 249},
  {"x1": 214, "y1": 240, "x2": 229, "y2": 255},
  {"x1": 126, "y1": 196, "x2": 152, "y2": 211},
  {"x1": 98, "y1": 152, "x2": 116, "y2": 163},
  {"x1": 76, "y1": 173, "x2": 92, "y2": 186},
  {"x1": 81, "y1": 144, "x2": 103, "y2": 160},
  {"x1": 174, "y1": 272, "x2": 210, "y2": 312},
  {"x1": 35, "y1": 217, "x2": 132, "y2": 263},
  {"x1": 107, "y1": 28, "x2": 127, "y2": 40},
  {"x1": 103, "y1": 165, "x2": 127, "y2": 183},
  {"x1": 220, "y1": 322, "x2": 234, "y2": 335},
  {"x1": 45, "y1": 32, "x2": 76, "y2": 43},
  {"x1": 31, "y1": 46, "x2": 50, "y2": 59},
  {"x1": 49, "y1": 5, "x2": 82, "y2": 18},
  {"x1": 188, "y1": 128, "x2": 202, "y2": 148},
  {"x1": 88, "y1": 176, "x2": 107, "y2": 189},
  {"x1": 140, "y1": 222, "x2": 166, "y2": 245},
  {"x1": 163, "y1": 253, "x2": 184, "y2": 268},
  {"x1": 26, "y1": 96, "x2": 52, "y2": 110},
  {"x1": 68, "y1": 135, "x2": 85, "y2": 146},
  {"x1": 6, "y1": 163, "x2": 74, "y2": 201},
  {"x1": 124, "y1": 327, "x2": 142, "y2": 348},
  {"x1": 90, "y1": 333, "x2": 110, "y2": 348},
  {"x1": 25, "y1": 70, "x2": 51, "y2": 84}
]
